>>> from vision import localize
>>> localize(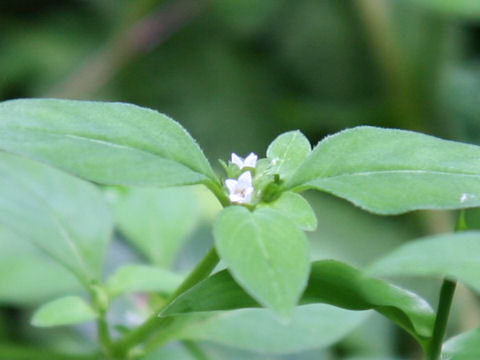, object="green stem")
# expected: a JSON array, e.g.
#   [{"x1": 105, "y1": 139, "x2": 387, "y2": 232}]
[
  {"x1": 111, "y1": 247, "x2": 220, "y2": 357},
  {"x1": 428, "y1": 279, "x2": 456, "y2": 360},
  {"x1": 205, "y1": 180, "x2": 230, "y2": 207},
  {"x1": 97, "y1": 316, "x2": 112, "y2": 356},
  {"x1": 428, "y1": 210, "x2": 465, "y2": 360}
]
